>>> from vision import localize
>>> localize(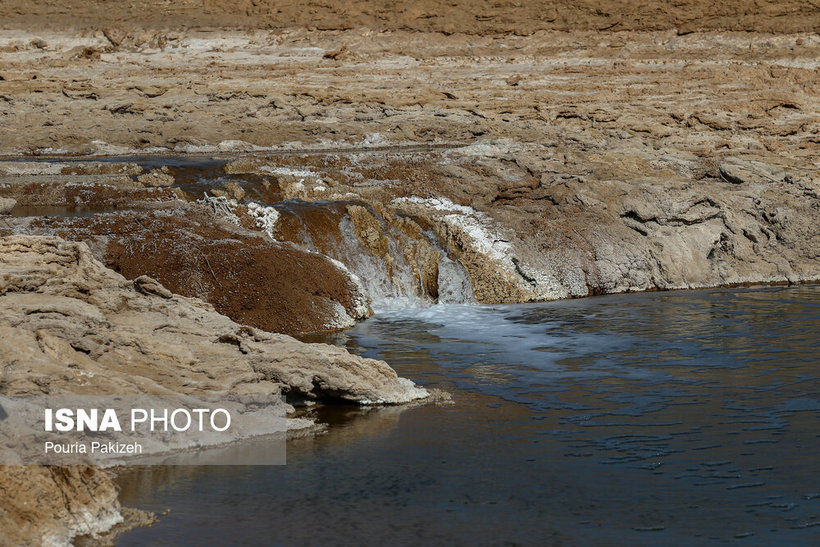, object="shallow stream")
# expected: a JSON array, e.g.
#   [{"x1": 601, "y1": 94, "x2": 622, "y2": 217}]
[{"x1": 117, "y1": 285, "x2": 820, "y2": 545}]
